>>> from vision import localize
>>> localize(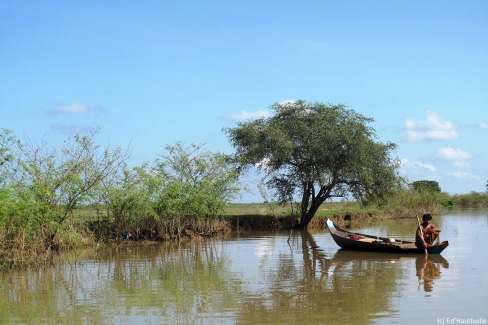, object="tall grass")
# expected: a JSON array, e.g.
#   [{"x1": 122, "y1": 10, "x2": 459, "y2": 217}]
[
  {"x1": 378, "y1": 189, "x2": 447, "y2": 217},
  {"x1": 449, "y1": 192, "x2": 488, "y2": 207}
]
